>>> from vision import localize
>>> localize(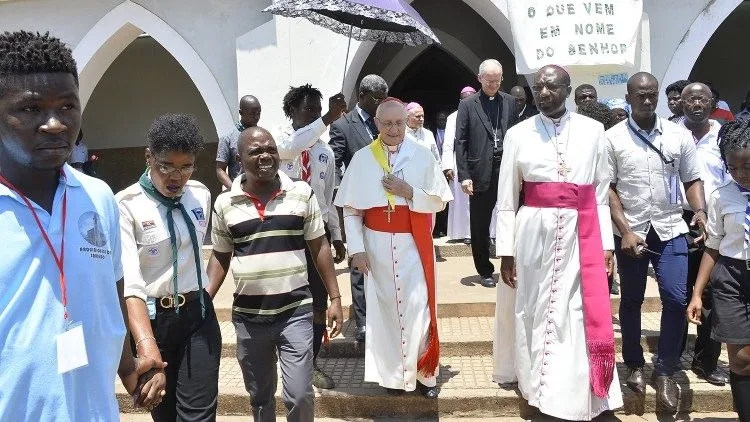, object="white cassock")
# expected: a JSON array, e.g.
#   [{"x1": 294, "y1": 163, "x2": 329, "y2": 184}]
[
  {"x1": 334, "y1": 138, "x2": 452, "y2": 390},
  {"x1": 442, "y1": 111, "x2": 471, "y2": 240},
  {"x1": 493, "y1": 112, "x2": 622, "y2": 420},
  {"x1": 406, "y1": 126, "x2": 441, "y2": 168}
]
